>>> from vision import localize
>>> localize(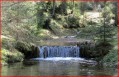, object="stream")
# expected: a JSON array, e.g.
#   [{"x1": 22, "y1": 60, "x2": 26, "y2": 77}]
[{"x1": 2, "y1": 57, "x2": 117, "y2": 76}]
